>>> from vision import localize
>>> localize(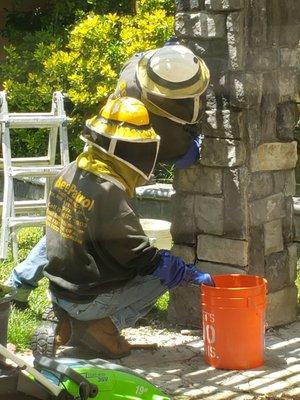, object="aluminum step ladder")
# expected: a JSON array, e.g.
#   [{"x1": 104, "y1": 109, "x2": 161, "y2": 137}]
[{"x1": 0, "y1": 91, "x2": 70, "y2": 260}]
